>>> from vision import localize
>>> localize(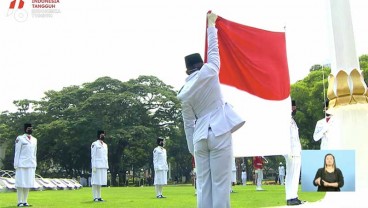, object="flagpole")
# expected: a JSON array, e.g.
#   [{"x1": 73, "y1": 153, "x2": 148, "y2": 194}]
[{"x1": 319, "y1": 0, "x2": 368, "y2": 206}]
